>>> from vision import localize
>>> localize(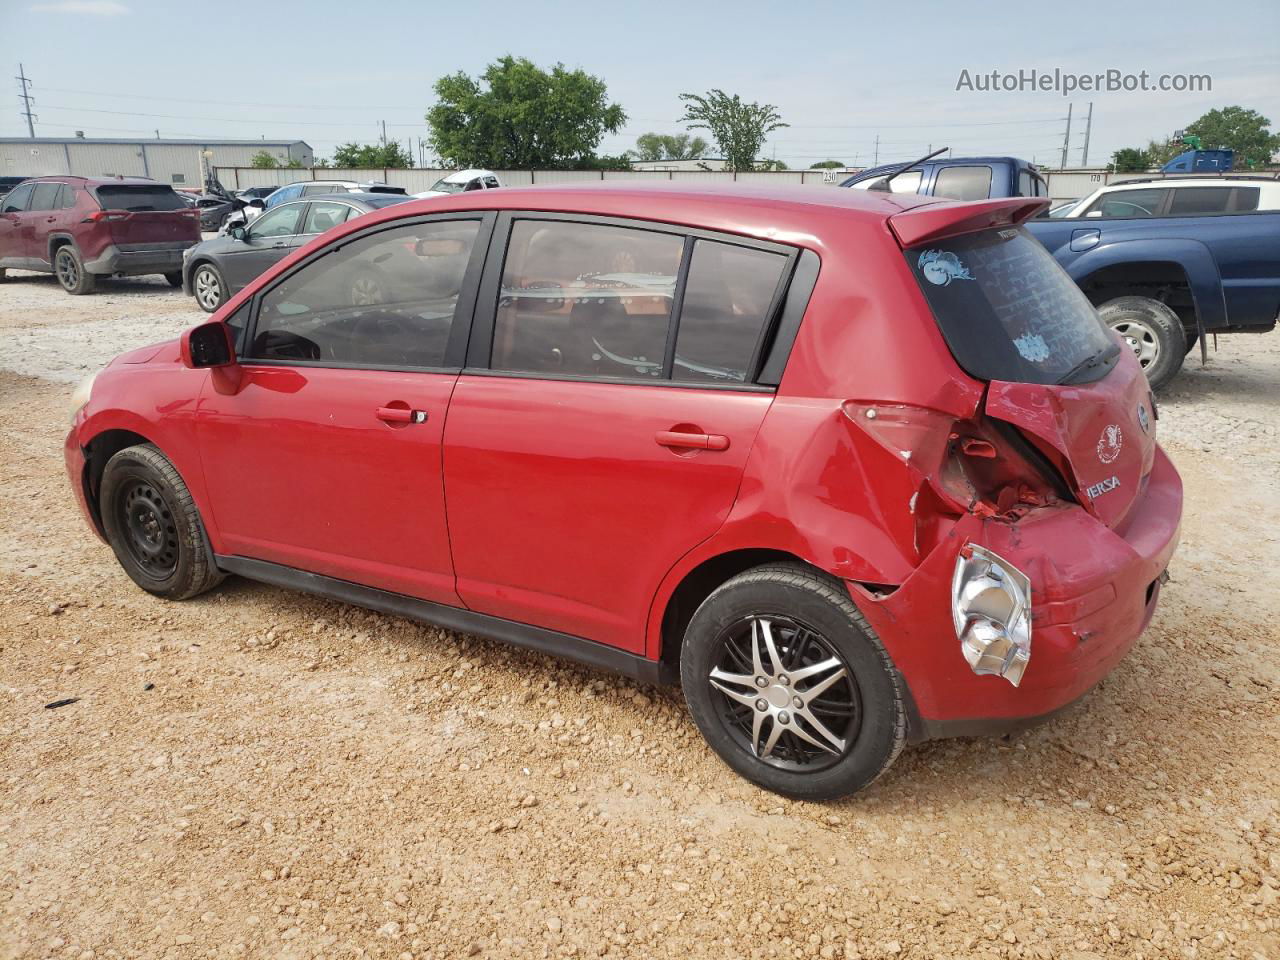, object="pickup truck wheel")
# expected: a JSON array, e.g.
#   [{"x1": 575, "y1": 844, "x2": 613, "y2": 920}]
[
  {"x1": 680, "y1": 563, "x2": 906, "y2": 800},
  {"x1": 100, "y1": 444, "x2": 224, "y2": 600},
  {"x1": 55, "y1": 246, "x2": 96, "y2": 295},
  {"x1": 163, "y1": 271, "x2": 183, "y2": 288},
  {"x1": 1098, "y1": 296, "x2": 1184, "y2": 390}
]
